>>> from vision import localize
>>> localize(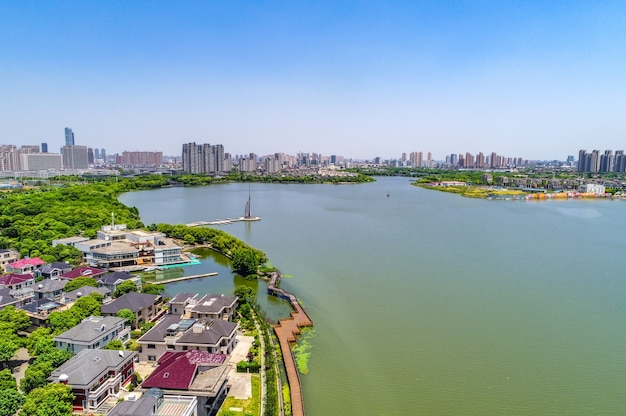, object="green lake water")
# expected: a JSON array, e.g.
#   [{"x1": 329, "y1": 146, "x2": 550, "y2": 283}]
[{"x1": 120, "y1": 177, "x2": 626, "y2": 415}]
